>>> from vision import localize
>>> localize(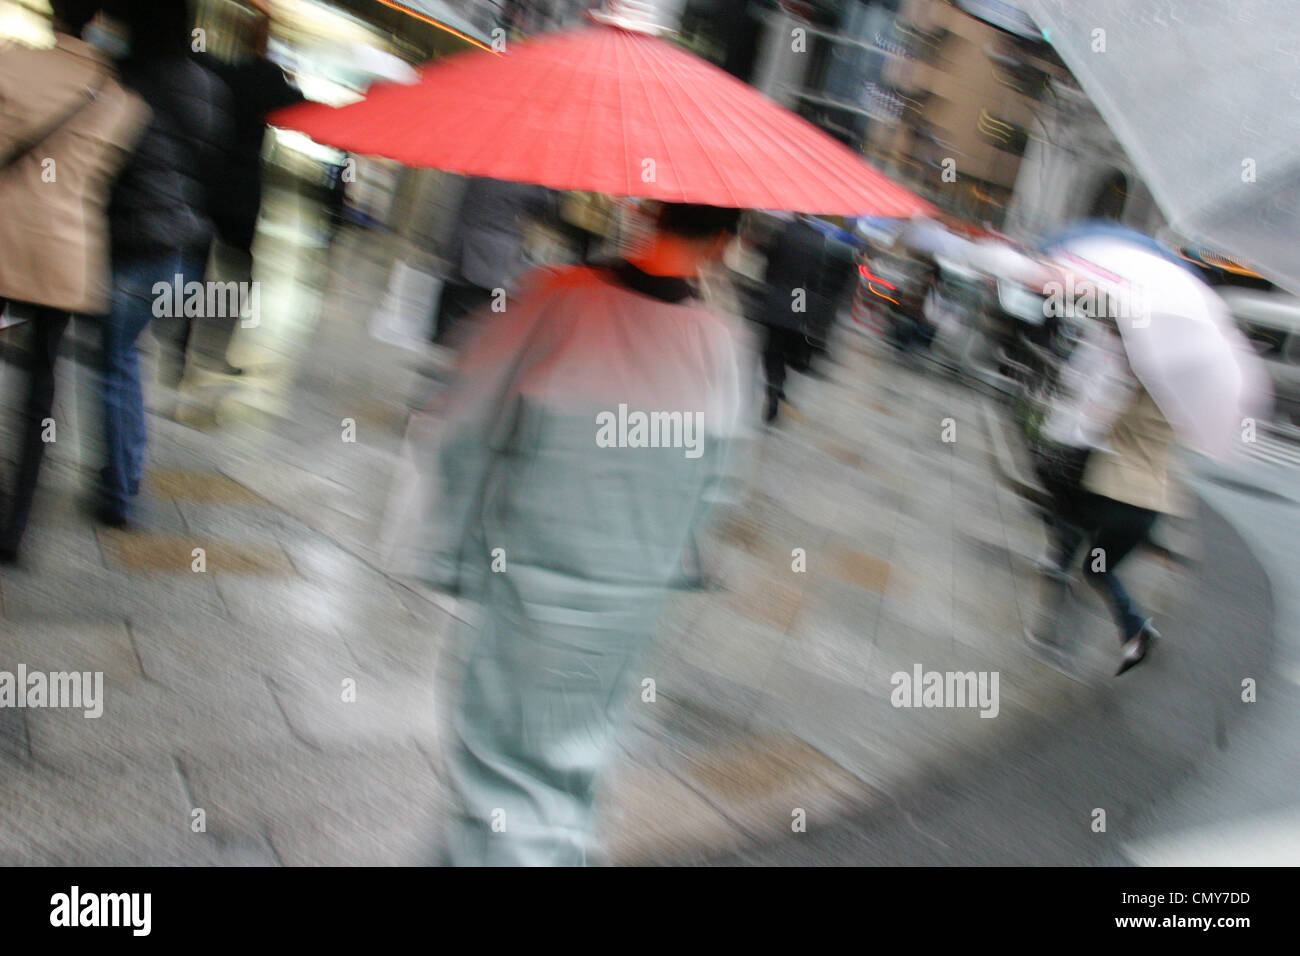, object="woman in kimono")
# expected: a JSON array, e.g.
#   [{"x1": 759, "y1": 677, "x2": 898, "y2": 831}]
[{"x1": 395, "y1": 202, "x2": 746, "y2": 865}]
